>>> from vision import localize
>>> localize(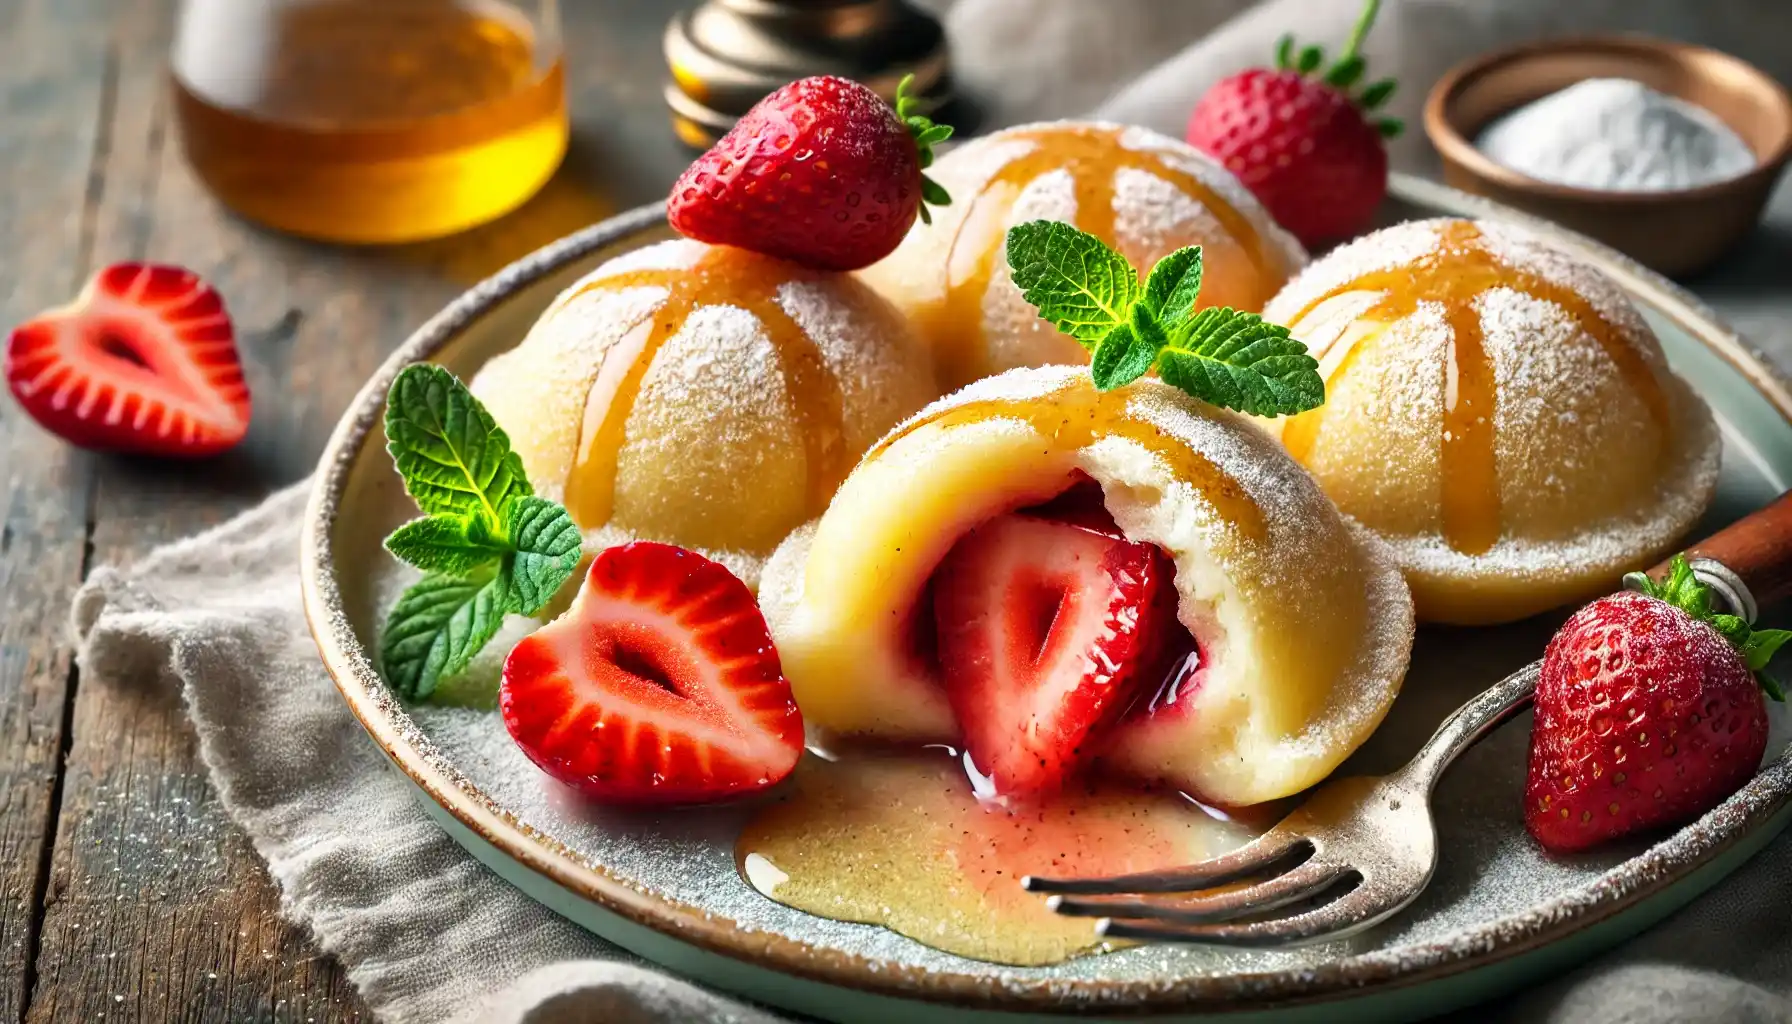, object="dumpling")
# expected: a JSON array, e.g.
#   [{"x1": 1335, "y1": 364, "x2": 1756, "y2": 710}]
[
  {"x1": 471, "y1": 240, "x2": 940, "y2": 585},
  {"x1": 759, "y1": 365, "x2": 1413, "y2": 806},
  {"x1": 1260, "y1": 218, "x2": 1720, "y2": 624},
  {"x1": 860, "y1": 121, "x2": 1307, "y2": 390}
]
